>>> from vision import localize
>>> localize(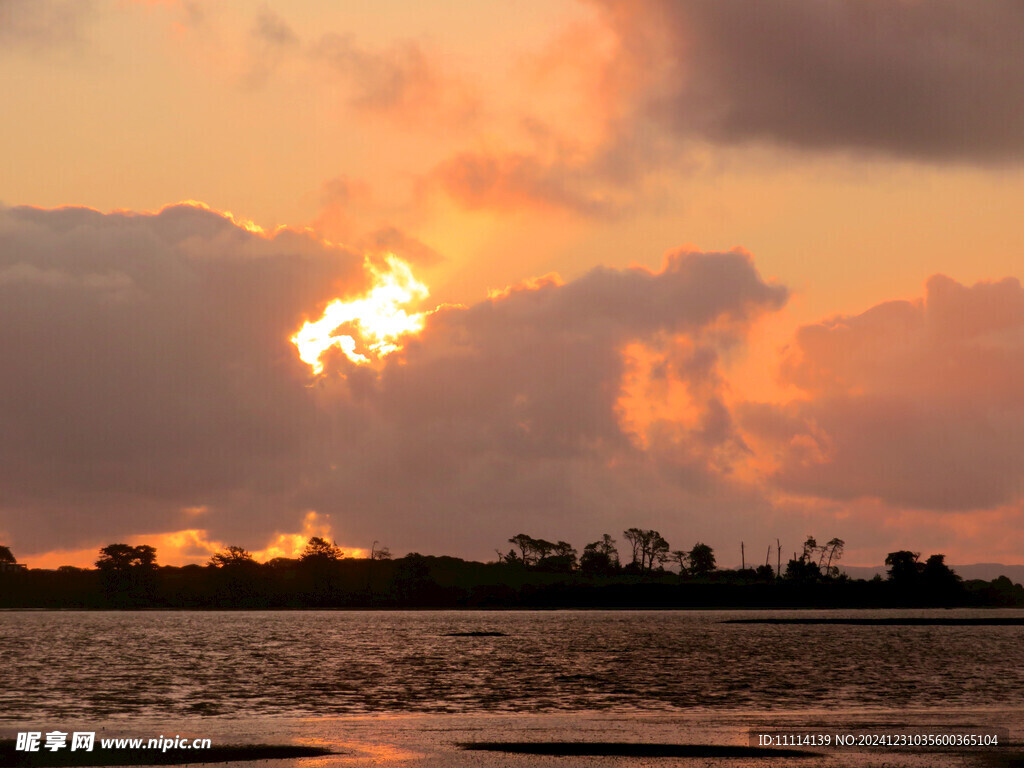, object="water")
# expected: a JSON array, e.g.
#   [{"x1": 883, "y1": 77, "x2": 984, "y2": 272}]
[{"x1": 3, "y1": 608, "x2": 1023, "y2": 721}]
